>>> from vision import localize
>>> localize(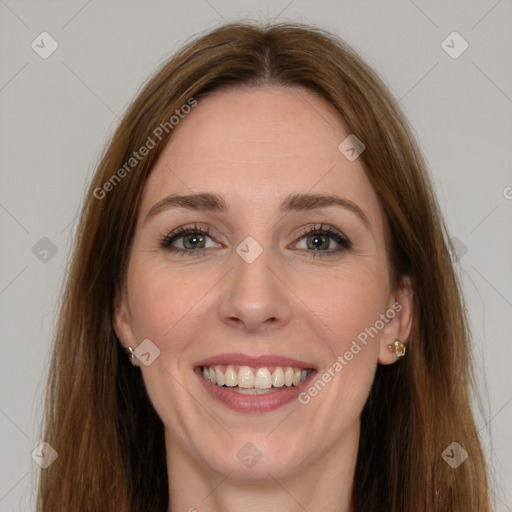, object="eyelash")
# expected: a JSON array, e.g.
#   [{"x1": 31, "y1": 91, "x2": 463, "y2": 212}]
[{"x1": 158, "y1": 223, "x2": 352, "y2": 259}]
